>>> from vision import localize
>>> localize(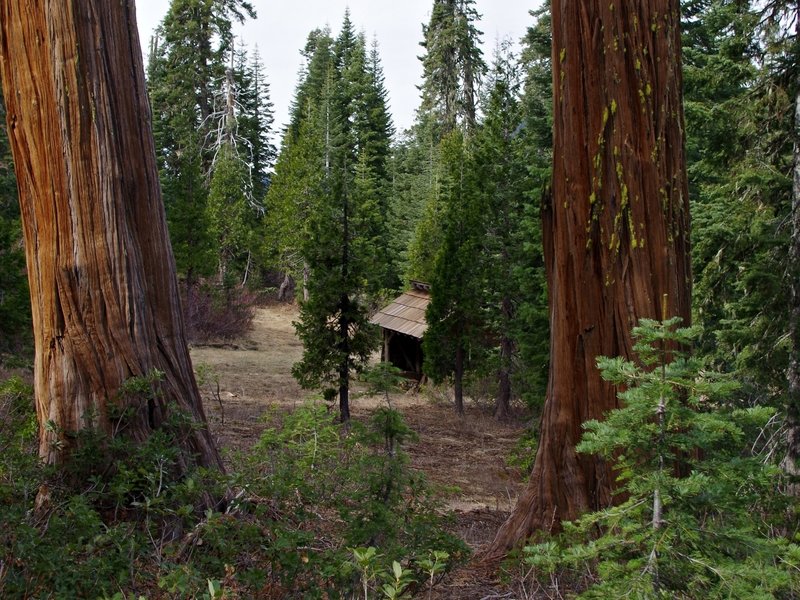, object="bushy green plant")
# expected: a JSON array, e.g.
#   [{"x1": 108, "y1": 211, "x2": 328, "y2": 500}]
[
  {"x1": 235, "y1": 401, "x2": 468, "y2": 596},
  {"x1": 346, "y1": 547, "x2": 416, "y2": 600},
  {"x1": 338, "y1": 407, "x2": 419, "y2": 551},
  {"x1": 0, "y1": 377, "x2": 38, "y2": 501},
  {"x1": 0, "y1": 378, "x2": 150, "y2": 599},
  {"x1": 362, "y1": 361, "x2": 405, "y2": 408},
  {"x1": 0, "y1": 373, "x2": 233, "y2": 599},
  {"x1": 0, "y1": 378, "x2": 464, "y2": 599},
  {"x1": 523, "y1": 318, "x2": 800, "y2": 598}
]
